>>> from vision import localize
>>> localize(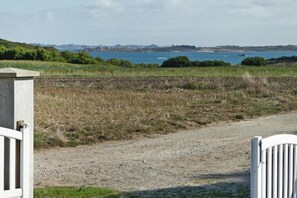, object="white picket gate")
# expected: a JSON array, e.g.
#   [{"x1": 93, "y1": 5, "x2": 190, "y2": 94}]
[
  {"x1": 0, "y1": 126, "x2": 30, "y2": 198},
  {"x1": 251, "y1": 134, "x2": 297, "y2": 198}
]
